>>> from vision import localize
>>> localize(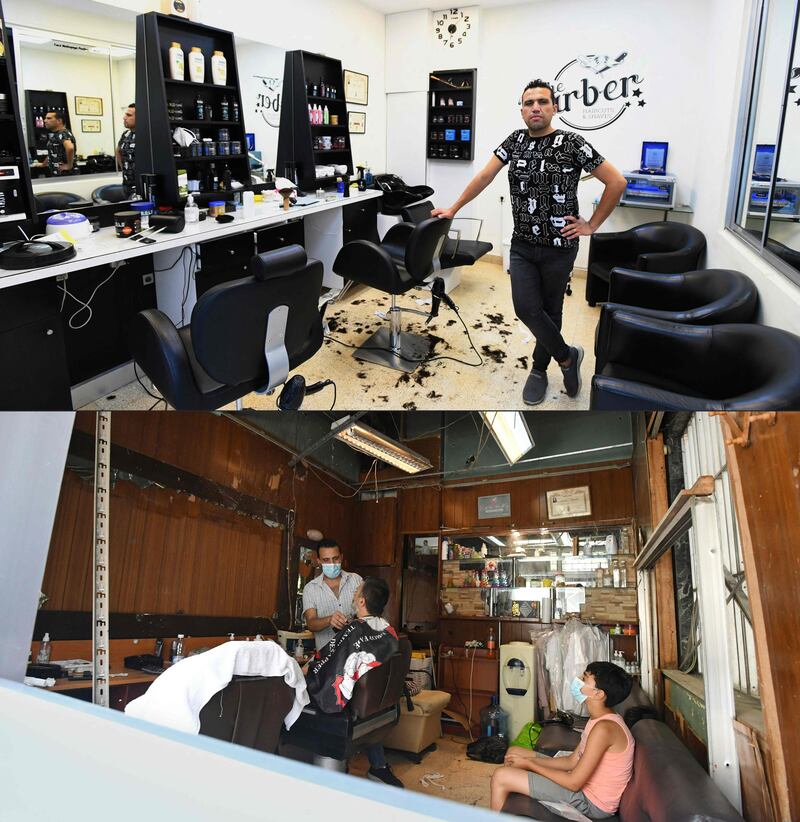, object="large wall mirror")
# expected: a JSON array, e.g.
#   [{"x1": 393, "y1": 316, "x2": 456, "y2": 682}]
[{"x1": 10, "y1": 26, "x2": 135, "y2": 210}]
